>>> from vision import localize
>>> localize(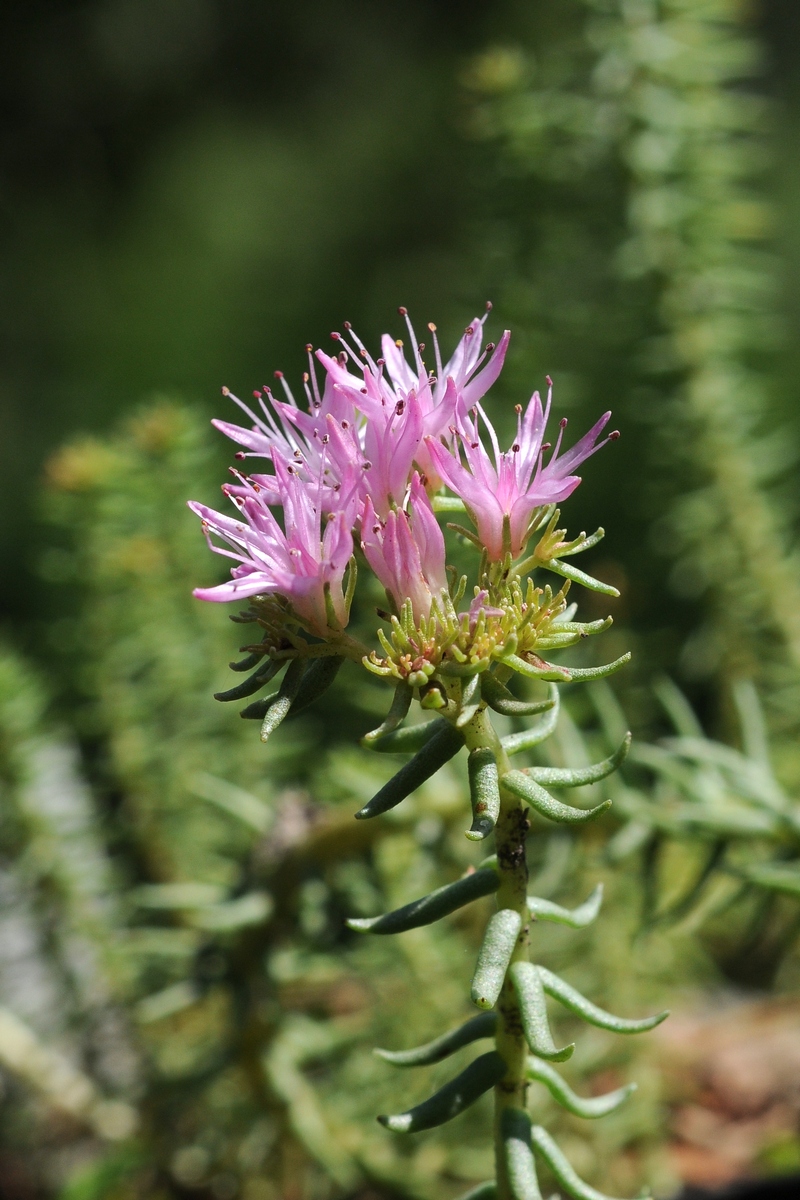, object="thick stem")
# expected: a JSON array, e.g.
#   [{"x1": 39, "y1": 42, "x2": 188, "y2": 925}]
[{"x1": 461, "y1": 707, "x2": 530, "y2": 1200}]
